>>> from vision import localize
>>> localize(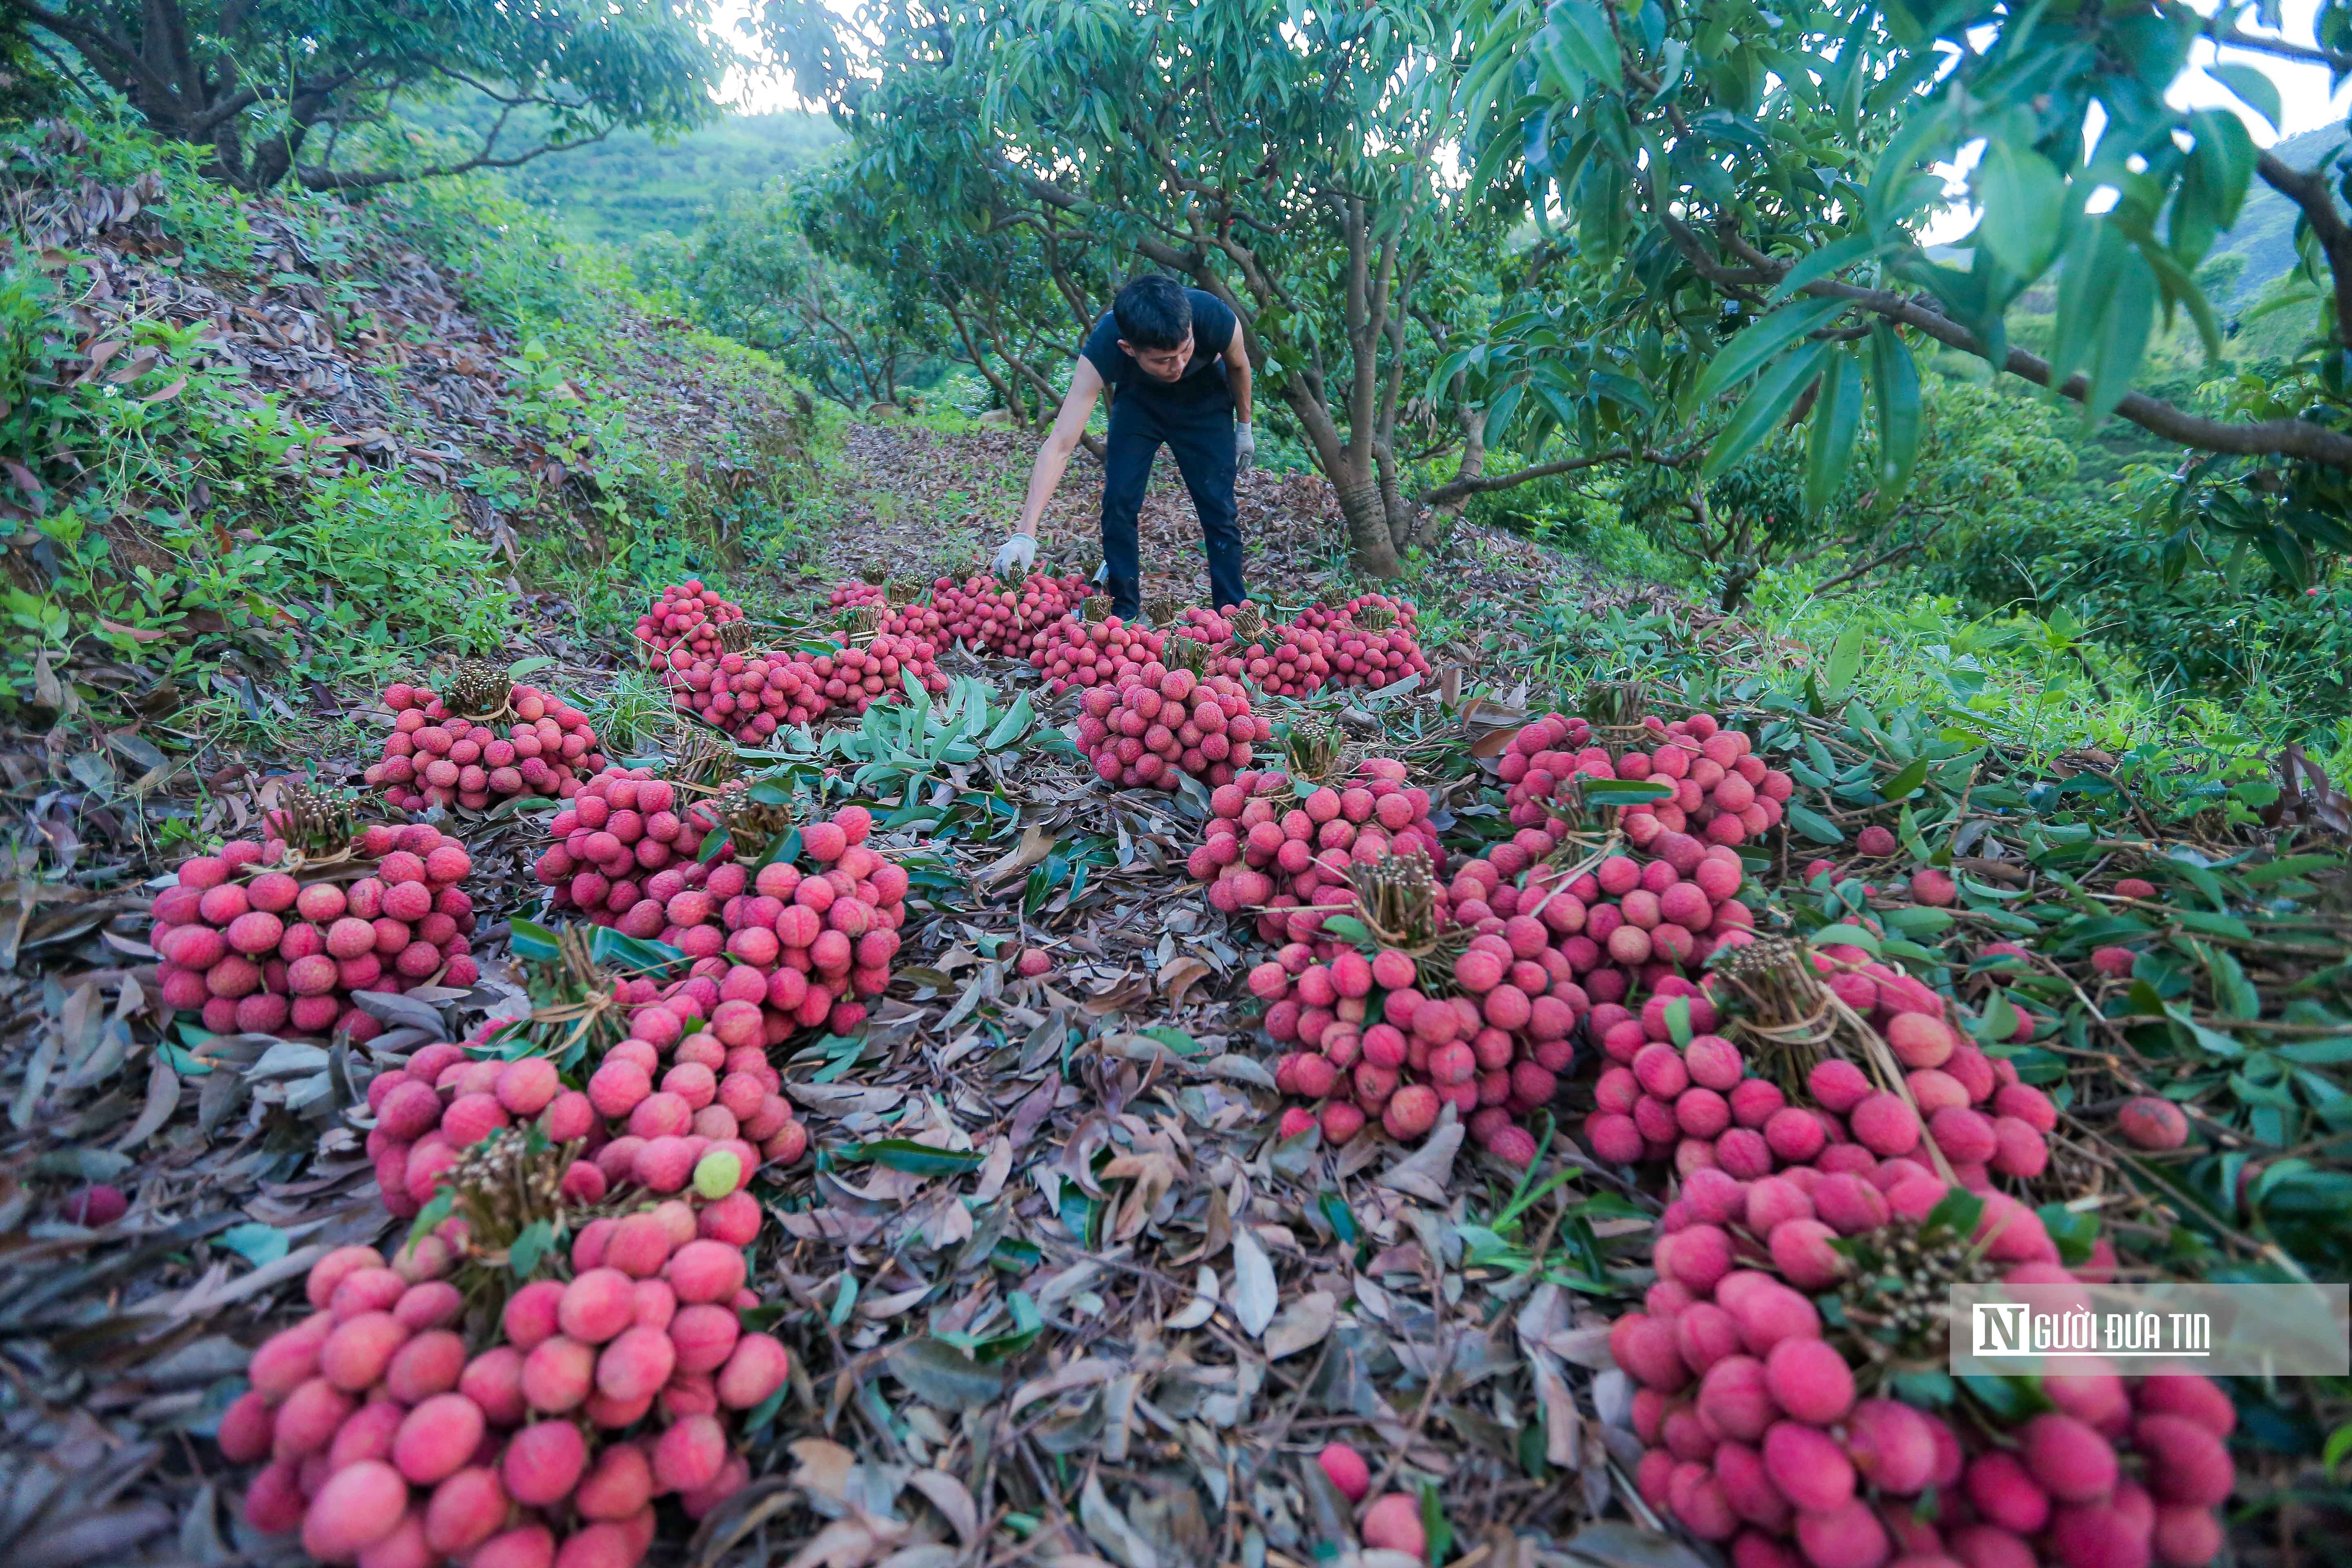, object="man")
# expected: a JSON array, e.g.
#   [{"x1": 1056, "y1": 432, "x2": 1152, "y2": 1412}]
[{"x1": 992, "y1": 274, "x2": 1253, "y2": 618}]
